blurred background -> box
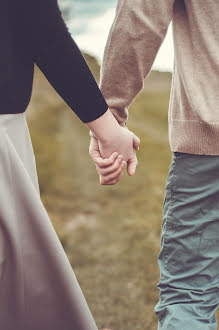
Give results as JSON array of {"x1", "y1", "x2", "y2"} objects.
[
  {"x1": 56, "y1": 0, "x2": 174, "y2": 71},
  {"x1": 25, "y1": 1, "x2": 201, "y2": 329}
]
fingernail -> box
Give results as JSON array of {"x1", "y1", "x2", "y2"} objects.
[
  {"x1": 122, "y1": 162, "x2": 126, "y2": 168},
  {"x1": 118, "y1": 156, "x2": 123, "y2": 162},
  {"x1": 113, "y1": 153, "x2": 118, "y2": 159}
]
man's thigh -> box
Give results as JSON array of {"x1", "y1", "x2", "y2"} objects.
[{"x1": 154, "y1": 152, "x2": 219, "y2": 329}]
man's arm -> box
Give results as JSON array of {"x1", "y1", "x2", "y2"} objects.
[
  {"x1": 100, "y1": 0, "x2": 175, "y2": 126},
  {"x1": 14, "y1": 0, "x2": 108, "y2": 123}
]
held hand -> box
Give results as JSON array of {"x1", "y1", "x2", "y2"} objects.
[
  {"x1": 89, "y1": 135, "x2": 126, "y2": 185},
  {"x1": 89, "y1": 127, "x2": 140, "y2": 185},
  {"x1": 98, "y1": 125, "x2": 140, "y2": 176},
  {"x1": 86, "y1": 109, "x2": 140, "y2": 185}
]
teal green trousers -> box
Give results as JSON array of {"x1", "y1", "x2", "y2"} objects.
[{"x1": 154, "y1": 152, "x2": 219, "y2": 329}]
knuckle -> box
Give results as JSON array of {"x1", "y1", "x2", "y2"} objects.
[
  {"x1": 104, "y1": 177, "x2": 112, "y2": 183},
  {"x1": 112, "y1": 160, "x2": 121, "y2": 171},
  {"x1": 101, "y1": 168, "x2": 109, "y2": 176},
  {"x1": 102, "y1": 161, "x2": 109, "y2": 168},
  {"x1": 102, "y1": 167, "x2": 110, "y2": 175},
  {"x1": 109, "y1": 174, "x2": 116, "y2": 181},
  {"x1": 98, "y1": 162, "x2": 105, "y2": 169},
  {"x1": 116, "y1": 167, "x2": 123, "y2": 176},
  {"x1": 113, "y1": 161, "x2": 120, "y2": 171}
]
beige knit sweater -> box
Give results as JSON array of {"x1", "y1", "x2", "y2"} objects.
[{"x1": 99, "y1": 0, "x2": 219, "y2": 155}]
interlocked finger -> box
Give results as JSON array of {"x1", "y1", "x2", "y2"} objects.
[
  {"x1": 100, "y1": 171, "x2": 123, "y2": 185},
  {"x1": 95, "y1": 152, "x2": 118, "y2": 168},
  {"x1": 97, "y1": 155, "x2": 124, "y2": 176},
  {"x1": 99, "y1": 163, "x2": 125, "y2": 185}
]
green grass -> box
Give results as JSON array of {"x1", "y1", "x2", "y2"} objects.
[{"x1": 27, "y1": 61, "x2": 219, "y2": 329}]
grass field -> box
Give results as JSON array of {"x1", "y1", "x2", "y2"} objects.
[{"x1": 25, "y1": 55, "x2": 219, "y2": 330}]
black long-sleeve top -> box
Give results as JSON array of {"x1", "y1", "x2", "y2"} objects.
[{"x1": 0, "y1": 0, "x2": 108, "y2": 123}]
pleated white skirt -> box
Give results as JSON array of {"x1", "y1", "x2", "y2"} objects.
[{"x1": 0, "y1": 112, "x2": 98, "y2": 330}]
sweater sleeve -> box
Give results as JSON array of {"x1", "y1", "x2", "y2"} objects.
[
  {"x1": 15, "y1": 0, "x2": 108, "y2": 123},
  {"x1": 99, "y1": 0, "x2": 175, "y2": 126}
]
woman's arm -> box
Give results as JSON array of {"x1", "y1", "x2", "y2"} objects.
[{"x1": 14, "y1": 0, "x2": 108, "y2": 123}]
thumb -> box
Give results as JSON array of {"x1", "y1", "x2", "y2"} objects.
[
  {"x1": 133, "y1": 134, "x2": 140, "y2": 150},
  {"x1": 127, "y1": 156, "x2": 138, "y2": 176}
]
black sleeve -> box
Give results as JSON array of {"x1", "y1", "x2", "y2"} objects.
[{"x1": 15, "y1": 0, "x2": 108, "y2": 123}]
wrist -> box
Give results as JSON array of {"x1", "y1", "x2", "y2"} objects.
[{"x1": 86, "y1": 108, "x2": 121, "y2": 143}]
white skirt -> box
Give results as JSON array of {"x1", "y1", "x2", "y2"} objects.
[{"x1": 0, "y1": 112, "x2": 98, "y2": 330}]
